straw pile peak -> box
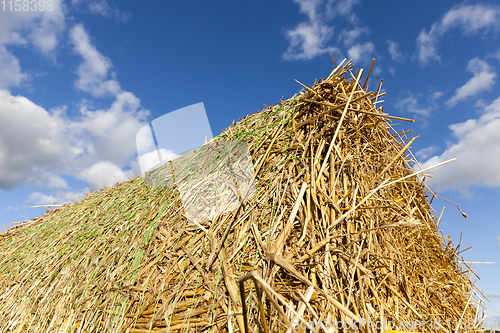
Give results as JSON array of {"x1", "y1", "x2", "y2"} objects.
[{"x1": 0, "y1": 58, "x2": 483, "y2": 333}]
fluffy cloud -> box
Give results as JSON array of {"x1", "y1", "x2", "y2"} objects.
[
  {"x1": 347, "y1": 42, "x2": 375, "y2": 64},
  {"x1": 0, "y1": 90, "x2": 67, "y2": 190},
  {"x1": 0, "y1": 19, "x2": 150, "y2": 206},
  {"x1": 25, "y1": 172, "x2": 68, "y2": 189},
  {"x1": 137, "y1": 149, "x2": 179, "y2": 176},
  {"x1": 283, "y1": 0, "x2": 338, "y2": 61},
  {"x1": 283, "y1": 0, "x2": 369, "y2": 61},
  {"x1": 447, "y1": 58, "x2": 496, "y2": 107},
  {"x1": 387, "y1": 40, "x2": 404, "y2": 62},
  {"x1": 283, "y1": 22, "x2": 337, "y2": 61},
  {"x1": 70, "y1": 24, "x2": 121, "y2": 97},
  {"x1": 421, "y1": 97, "x2": 500, "y2": 191},
  {"x1": 416, "y1": 4, "x2": 500, "y2": 65},
  {"x1": 0, "y1": 89, "x2": 148, "y2": 191},
  {"x1": 0, "y1": 6, "x2": 145, "y2": 207},
  {"x1": 74, "y1": 91, "x2": 148, "y2": 163},
  {"x1": 0, "y1": 0, "x2": 65, "y2": 54},
  {"x1": 80, "y1": 161, "x2": 133, "y2": 190}
]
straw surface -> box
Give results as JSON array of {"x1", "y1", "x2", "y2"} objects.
[{"x1": 0, "y1": 59, "x2": 483, "y2": 333}]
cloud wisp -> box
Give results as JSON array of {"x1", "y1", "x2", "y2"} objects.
[
  {"x1": 283, "y1": 0, "x2": 374, "y2": 62},
  {"x1": 71, "y1": 0, "x2": 130, "y2": 22},
  {"x1": 0, "y1": 46, "x2": 27, "y2": 89},
  {"x1": 395, "y1": 94, "x2": 432, "y2": 118},
  {"x1": 416, "y1": 4, "x2": 500, "y2": 66},
  {"x1": 387, "y1": 40, "x2": 404, "y2": 63},
  {"x1": 416, "y1": 145, "x2": 439, "y2": 160},
  {"x1": 283, "y1": 0, "x2": 339, "y2": 60},
  {"x1": 70, "y1": 24, "x2": 121, "y2": 97},
  {"x1": 283, "y1": 21, "x2": 337, "y2": 61},
  {"x1": 447, "y1": 57, "x2": 496, "y2": 107}
]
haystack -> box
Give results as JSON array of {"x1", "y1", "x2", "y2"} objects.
[{"x1": 0, "y1": 59, "x2": 484, "y2": 333}]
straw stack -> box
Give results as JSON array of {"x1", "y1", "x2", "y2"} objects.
[{"x1": 0, "y1": 59, "x2": 484, "y2": 333}]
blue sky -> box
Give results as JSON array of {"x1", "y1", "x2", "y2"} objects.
[{"x1": 1, "y1": 0, "x2": 500, "y2": 327}]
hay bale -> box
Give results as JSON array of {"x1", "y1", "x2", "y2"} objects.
[{"x1": 0, "y1": 59, "x2": 483, "y2": 332}]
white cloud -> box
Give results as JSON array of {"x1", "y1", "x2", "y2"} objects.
[
  {"x1": 71, "y1": 0, "x2": 130, "y2": 22},
  {"x1": 79, "y1": 161, "x2": 133, "y2": 190},
  {"x1": 326, "y1": 0, "x2": 359, "y2": 19},
  {"x1": 0, "y1": 0, "x2": 65, "y2": 89},
  {"x1": 283, "y1": 0, "x2": 365, "y2": 61},
  {"x1": 395, "y1": 95, "x2": 432, "y2": 117},
  {"x1": 28, "y1": 4, "x2": 66, "y2": 54},
  {"x1": 74, "y1": 91, "x2": 149, "y2": 162},
  {"x1": 337, "y1": 27, "x2": 368, "y2": 42},
  {"x1": 88, "y1": 0, "x2": 112, "y2": 16},
  {"x1": 137, "y1": 149, "x2": 179, "y2": 175},
  {"x1": 416, "y1": 4, "x2": 500, "y2": 65},
  {"x1": 335, "y1": 27, "x2": 376, "y2": 65},
  {"x1": 447, "y1": 58, "x2": 496, "y2": 106},
  {"x1": 387, "y1": 40, "x2": 404, "y2": 62},
  {"x1": 0, "y1": 46, "x2": 27, "y2": 89},
  {"x1": 283, "y1": 22, "x2": 337, "y2": 60},
  {"x1": 421, "y1": 96, "x2": 500, "y2": 191},
  {"x1": 70, "y1": 24, "x2": 121, "y2": 97},
  {"x1": 498, "y1": 235, "x2": 500, "y2": 247},
  {"x1": 27, "y1": 190, "x2": 87, "y2": 205},
  {"x1": 25, "y1": 172, "x2": 68, "y2": 189},
  {"x1": 0, "y1": 5, "x2": 143, "y2": 203},
  {"x1": 0, "y1": 0, "x2": 65, "y2": 54},
  {"x1": 432, "y1": 91, "x2": 444, "y2": 99},
  {"x1": 416, "y1": 145, "x2": 439, "y2": 160},
  {"x1": 347, "y1": 42, "x2": 374, "y2": 64},
  {"x1": 0, "y1": 89, "x2": 148, "y2": 191},
  {"x1": 27, "y1": 192, "x2": 59, "y2": 205},
  {"x1": 0, "y1": 90, "x2": 67, "y2": 190},
  {"x1": 0, "y1": 20, "x2": 150, "y2": 200},
  {"x1": 415, "y1": 30, "x2": 438, "y2": 66},
  {"x1": 293, "y1": 0, "x2": 323, "y2": 21}
]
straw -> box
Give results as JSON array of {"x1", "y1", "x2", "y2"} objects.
[{"x1": 0, "y1": 58, "x2": 481, "y2": 333}]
